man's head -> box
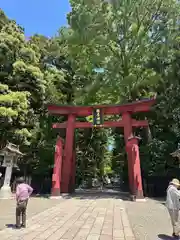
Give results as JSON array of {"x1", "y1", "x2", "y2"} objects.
[
  {"x1": 16, "y1": 177, "x2": 24, "y2": 184},
  {"x1": 170, "y1": 178, "x2": 180, "y2": 188}
]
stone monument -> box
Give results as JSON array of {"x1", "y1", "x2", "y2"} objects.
[{"x1": 0, "y1": 142, "x2": 23, "y2": 199}]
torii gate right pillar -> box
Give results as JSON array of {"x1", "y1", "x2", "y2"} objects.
[
  {"x1": 61, "y1": 114, "x2": 75, "y2": 193},
  {"x1": 127, "y1": 137, "x2": 144, "y2": 199},
  {"x1": 123, "y1": 112, "x2": 144, "y2": 199}
]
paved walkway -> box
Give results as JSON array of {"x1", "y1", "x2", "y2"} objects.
[
  {"x1": 125, "y1": 198, "x2": 173, "y2": 240},
  {"x1": 0, "y1": 196, "x2": 134, "y2": 240},
  {"x1": 0, "y1": 197, "x2": 61, "y2": 231},
  {"x1": 0, "y1": 195, "x2": 175, "y2": 240}
]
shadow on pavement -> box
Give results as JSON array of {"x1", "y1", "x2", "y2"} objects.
[
  {"x1": 32, "y1": 189, "x2": 131, "y2": 201},
  {"x1": 32, "y1": 189, "x2": 168, "y2": 202},
  {"x1": 31, "y1": 194, "x2": 49, "y2": 198},
  {"x1": 158, "y1": 234, "x2": 174, "y2": 239},
  {"x1": 64, "y1": 189, "x2": 131, "y2": 201}
]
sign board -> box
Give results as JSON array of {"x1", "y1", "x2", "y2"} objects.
[{"x1": 93, "y1": 108, "x2": 103, "y2": 126}]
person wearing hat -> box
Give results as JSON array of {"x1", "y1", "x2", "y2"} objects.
[
  {"x1": 15, "y1": 177, "x2": 33, "y2": 228},
  {"x1": 166, "y1": 178, "x2": 180, "y2": 238}
]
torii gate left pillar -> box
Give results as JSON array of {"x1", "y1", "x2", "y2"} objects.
[
  {"x1": 51, "y1": 136, "x2": 63, "y2": 198},
  {"x1": 51, "y1": 115, "x2": 76, "y2": 196},
  {"x1": 123, "y1": 113, "x2": 143, "y2": 199}
]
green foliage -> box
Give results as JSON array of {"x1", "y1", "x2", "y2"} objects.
[
  {"x1": 66, "y1": 0, "x2": 180, "y2": 183},
  {"x1": 67, "y1": 0, "x2": 180, "y2": 103},
  {"x1": 1, "y1": 0, "x2": 180, "y2": 188},
  {"x1": 0, "y1": 9, "x2": 8, "y2": 30},
  {"x1": 76, "y1": 128, "x2": 111, "y2": 185}
]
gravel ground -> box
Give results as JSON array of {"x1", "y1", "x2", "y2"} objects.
[{"x1": 125, "y1": 198, "x2": 173, "y2": 240}]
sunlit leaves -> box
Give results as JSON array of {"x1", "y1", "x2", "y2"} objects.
[
  {"x1": 0, "y1": 11, "x2": 47, "y2": 146},
  {"x1": 66, "y1": 0, "x2": 180, "y2": 104}
]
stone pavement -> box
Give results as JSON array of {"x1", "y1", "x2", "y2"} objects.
[
  {"x1": 0, "y1": 196, "x2": 135, "y2": 240},
  {"x1": 0, "y1": 197, "x2": 61, "y2": 231},
  {"x1": 125, "y1": 198, "x2": 173, "y2": 240}
]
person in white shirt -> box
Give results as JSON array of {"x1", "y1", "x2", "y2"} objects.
[{"x1": 166, "y1": 178, "x2": 180, "y2": 238}]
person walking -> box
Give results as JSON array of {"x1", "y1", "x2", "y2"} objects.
[
  {"x1": 166, "y1": 178, "x2": 180, "y2": 238},
  {"x1": 15, "y1": 177, "x2": 33, "y2": 228}
]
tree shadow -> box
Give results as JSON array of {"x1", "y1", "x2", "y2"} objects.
[
  {"x1": 158, "y1": 234, "x2": 175, "y2": 240},
  {"x1": 31, "y1": 188, "x2": 132, "y2": 201},
  {"x1": 32, "y1": 194, "x2": 49, "y2": 198},
  {"x1": 31, "y1": 190, "x2": 168, "y2": 202},
  {"x1": 62, "y1": 190, "x2": 131, "y2": 201}
]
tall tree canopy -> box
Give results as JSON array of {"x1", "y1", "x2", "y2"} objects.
[{"x1": 65, "y1": 0, "x2": 179, "y2": 104}]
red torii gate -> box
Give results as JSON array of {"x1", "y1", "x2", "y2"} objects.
[{"x1": 47, "y1": 98, "x2": 155, "y2": 200}]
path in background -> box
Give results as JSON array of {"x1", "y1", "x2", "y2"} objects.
[
  {"x1": 0, "y1": 197, "x2": 62, "y2": 231},
  {"x1": 0, "y1": 195, "x2": 135, "y2": 240},
  {"x1": 125, "y1": 198, "x2": 172, "y2": 240}
]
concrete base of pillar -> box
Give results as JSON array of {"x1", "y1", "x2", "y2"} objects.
[
  {"x1": 51, "y1": 188, "x2": 60, "y2": 197},
  {"x1": 130, "y1": 191, "x2": 146, "y2": 202},
  {"x1": 135, "y1": 198, "x2": 146, "y2": 202},
  {"x1": 61, "y1": 193, "x2": 70, "y2": 197},
  {"x1": 0, "y1": 185, "x2": 13, "y2": 199},
  {"x1": 130, "y1": 189, "x2": 144, "y2": 201},
  {"x1": 130, "y1": 195, "x2": 146, "y2": 201},
  {"x1": 137, "y1": 190, "x2": 144, "y2": 198},
  {"x1": 50, "y1": 193, "x2": 70, "y2": 199},
  {"x1": 50, "y1": 196, "x2": 62, "y2": 199}
]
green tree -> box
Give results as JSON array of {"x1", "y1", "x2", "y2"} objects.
[
  {"x1": 0, "y1": 9, "x2": 8, "y2": 30},
  {"x1": 0, "y1": 19, "x2": 33, "y2": 146},
  {"x1": 0, "y1": 83, "x2": 30, "y2": 148},
  {"x1": 76, "y1": 127, "x2": 111, "y2": 186},
  {"x1": 65, "y1": 0, "x2": 179, "y2": 104}
]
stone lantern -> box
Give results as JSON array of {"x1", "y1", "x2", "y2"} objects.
[{"x1": 0, "y1": 142, "x2": 23, "y2": 199}]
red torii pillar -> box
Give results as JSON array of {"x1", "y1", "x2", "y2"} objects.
[
  {"x1": 126, "y1": 136, "x2": 143, "y2": 199},
  {"x1": 69, "y1": 150, "x2": 76, "y2": 193},
  {"x1": 61, "y1": 150, "x2": 76, "y2": 194},
  {"x1": 122, "y1": 112, "x2": 134, "y2": 195},
  {"x1": 61, "y1": 114, "x2": 75, "y2": 193},
  {"x1": 122, "y1": 112, "x2": 144, "y2": 199},
  {"x1": 51, "y1": 136, "x2": 63, "y2": 197}
]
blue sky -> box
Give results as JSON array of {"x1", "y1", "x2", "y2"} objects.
[{"x1": 1, "y1": 0, "x2": 71, "y2": 37}]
